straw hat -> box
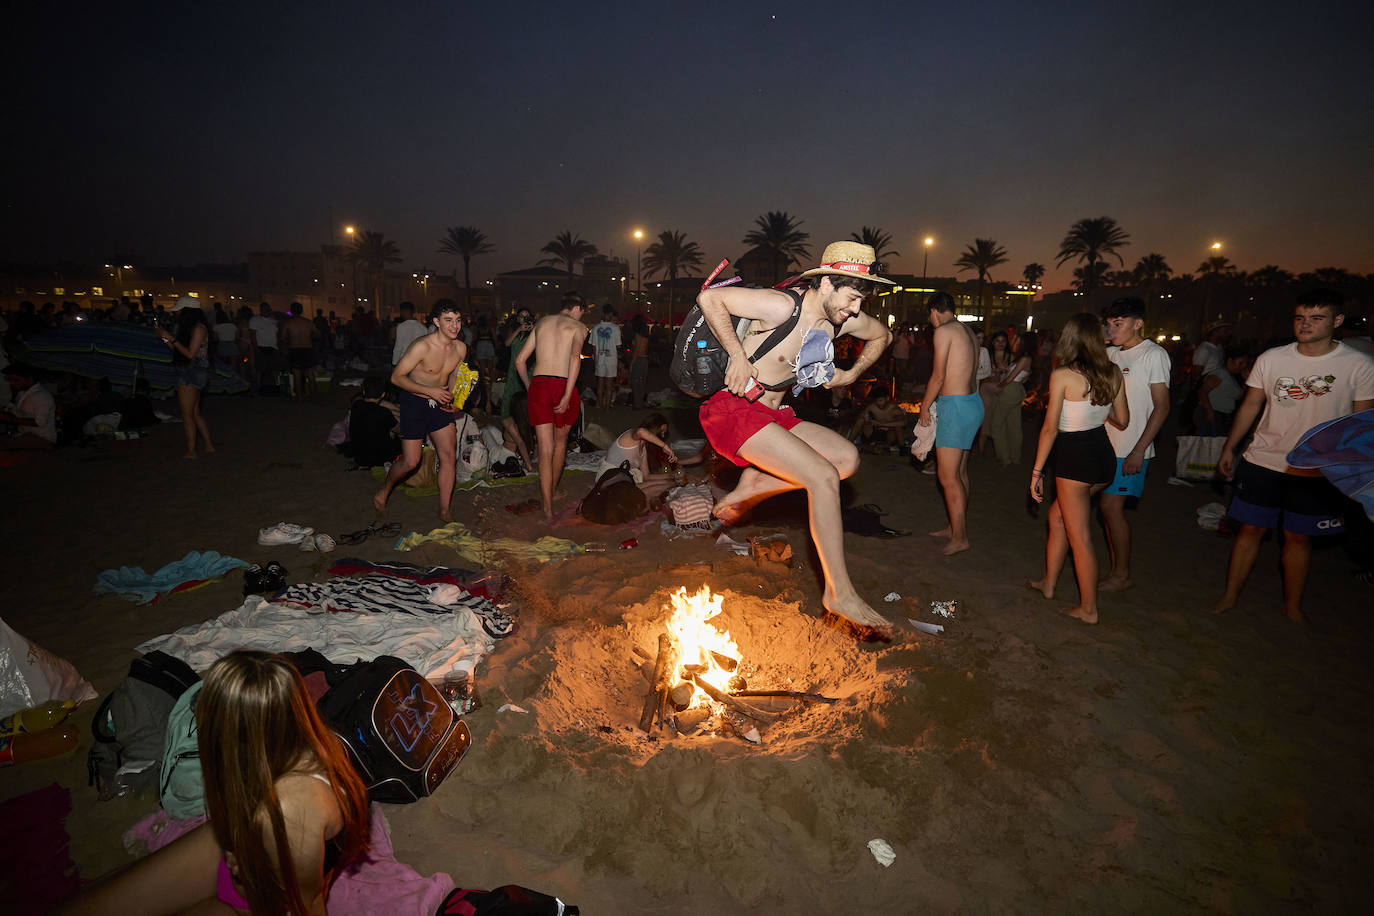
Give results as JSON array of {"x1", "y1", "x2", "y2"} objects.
[
  {"x1": 798, "y1": 242, "x2": 895, "y2": 286},
  {"x1": 170, "y1": 296, "x2": 201, "y2": 312}
]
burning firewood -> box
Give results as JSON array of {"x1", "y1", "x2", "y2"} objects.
[
  {"x1": 638, "y1": 634, "x2": 672, "y2": 733},
  {"x1": 691, "y1": 673, "x2": 778, "y2": 723}
]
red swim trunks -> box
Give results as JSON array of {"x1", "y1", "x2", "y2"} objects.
[
  {"x1": 527, "y1": 375, "x2": 581, "y2": 428},
  {"x1": 698, "y1": 389, "x2": 803, "y2": 467}
]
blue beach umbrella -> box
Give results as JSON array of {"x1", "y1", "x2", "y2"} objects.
[
  {"x1": 1286, "y1": 408, "x2": 1374, "y2": 521},
  {"x1": 24, "y1": 324, "x2": 249, "y2": 395}
]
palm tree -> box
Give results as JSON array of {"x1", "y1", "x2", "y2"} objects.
[
  {"x1": 438, "y1": 226, "x2": 495, "y2": 312},
  {"x1": 641, "y1": 230, "x2": 705, "y2": 325},
  {"x1": 849, "y1": 226, "x2": 899, "y2": 261},
  {"x1": 1022, "y1": 263, "x2": 1045, "y2": 288},
  {"x1": 1248, "y1": 265, "x2": 1293, "y2": 288},
  {"x1": 742, "y1": 211, "x2": 811, "y2": 285},
  {"x1": 1056, "y1": 217, "x2": 1130, "y2": 293},
  {"x1": 539, "y1": 230, "x2": 598, "y2": 283},
  {"x1": 1132, "y1": 253, "x2": 1172, "y2": 297},
  {"x1": 1072, "y1": 262, "x2": 1110, "y2": 291},
  {"x1": 348, "y1": 230, "x2": 402, "y2": 316},
  {"x1": 954, "y1": 238, "x2": 1009, "y2": 321}
]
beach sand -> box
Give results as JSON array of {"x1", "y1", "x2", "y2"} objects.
[{"x1": 4, "y1": 389, "x2": 1373, "y2": 912}]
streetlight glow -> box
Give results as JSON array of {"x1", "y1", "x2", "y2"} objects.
[
  {"x1": 1211, "y1": 241, "x2": 1222, "y2": 251},
  {"x1": 345, "y1": 225, "x2": 355, "y2": 236}
]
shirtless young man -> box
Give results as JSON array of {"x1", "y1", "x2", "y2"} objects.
[
  {"x1": 696, "y1": 241, "x2": 894, "y2": 639},
  {"x1": 373, "y1": 299, "x2": 467, "y2": 521},
  {"x1": 920, "y1": 292, "x2": 983, "y2": 555},
  {"x1": 515, "y1": 292, "x2": 589, "y2": 520},
  {"x1": 281, "y1": 302, "x2": 319, "y2": 401}
]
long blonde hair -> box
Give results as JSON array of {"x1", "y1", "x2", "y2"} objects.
[
  {"x1": 198, "y1": 651, "x2": 370, "y2": 916},
  {"x1": 1054, "y1": 313, "x2": 1119, "y2": 406}
]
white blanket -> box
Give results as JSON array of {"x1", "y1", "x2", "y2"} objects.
[{"x1": 136, "y1": 596, "x2": 494, "y2": 678}]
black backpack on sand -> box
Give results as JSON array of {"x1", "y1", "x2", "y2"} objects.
[
  {"x1": 579, "y1": 463, "x2": 648, "y2": 525},
  {"x1": 317, "y1": 655, "x2": 471, "y2": 804},
  {"x1": 669, "y1": 287, "x2": 803, "y2": 398}
]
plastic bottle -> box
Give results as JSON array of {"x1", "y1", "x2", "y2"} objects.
[
  {"x1": 0, "y1": 720, "x2": 80, "y2": 766},
  {"x1": 0, "y1": 699, "x2": 75, "y2": 738},
  {"x1": 694, "y1": 339, "x2": 712, "y2": 377}
]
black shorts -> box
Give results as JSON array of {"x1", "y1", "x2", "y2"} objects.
[
  {"x1": 289, "y1": 347, "x2": 317, "y2": 370},
  {"x1": 1228, "y1": 459, "x2": 1345, "y2": 536},
  {"x1": 399, "y1": 391, "x2": 456, "y2": 441},
  {"x1": 1049, "y1": 426, "x2": 1115, "y2": 485}
]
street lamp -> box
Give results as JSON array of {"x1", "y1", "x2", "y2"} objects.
[
  {"x1": 920, "y1": 237, "x2": 934, "y2": 312},
  {"x1": 633, "y1": 228, "x2": 644, "y2": 306}
]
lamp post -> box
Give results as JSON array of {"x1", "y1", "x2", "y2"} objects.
[
  {"x1": 344, "y1": 226, "x2": 358, "y2": 310},
  {"x1": 633, "y1": 228, "x2": 644, "y2": 308},
  {"x1": 920, "y1": 237, "x2": 934, "y2": 317}
]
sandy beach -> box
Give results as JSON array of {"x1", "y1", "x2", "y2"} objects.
[{"x1": 4, "y1": 387, "x2": 1373, "y2": 913}]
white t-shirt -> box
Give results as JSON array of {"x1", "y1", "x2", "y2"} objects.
[
  {"x1": 1193, "y1": 340, "x2": 1223, "y2": 375},
  {"x1": 392, "y1": 319, "x2": 430, "y2": 365},
  {"x1": 213, "y1": 321, "x2": 237, "y2": 344},
  {"x1": 1242, "y1": 341, "x2": 1374, "y2": 473},
  {"x1": 1107, "y1": 339, "x2": 1171, "y2": 459},
  {"x1": 592, "y1": 320, "x2": 621, "y2": 377},
  {"x1": 16, "y1": 382, "x2": 57, "y2": 442},
  {"x1": 976, "y1": 347, "x2": 992, "y2": 382},
  {"x1": 249, "y1": 315, "x2": 278, "y2": 348}
]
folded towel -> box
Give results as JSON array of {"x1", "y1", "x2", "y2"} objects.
[
  {"x1": 790, "y1": 329, "x2": 835, "y2": 395},
  {"x1": 910, "y1": 403, "x2": 938, "y2": 461}
]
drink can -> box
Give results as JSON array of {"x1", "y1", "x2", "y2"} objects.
[{"x1": 619, "y1": 538, "x2": 638, "y2": 550}]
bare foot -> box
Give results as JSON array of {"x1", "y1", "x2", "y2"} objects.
[
  {"x1": 929, "y1": 527, "x2": 951, "y2": 538},
  {"x1": 203, "y1": 445, "x2": 216, "y2": 454},
  {"x1": 183, "y1": 453, "x2": 198, "y2": 460},
  {"x1": 1283, "y1": 608, "x2": 1305, "y2": 623},
  {"x1": 821, "y1": 590, "x2": 894, "y2": 636},
  {"x1": 1027, "y1": 578, "x2": 1054, "y2": 599},
  {"x1": 1098, "y1": 575, "x2": 1132, "y2": 593},
  {"x1": 1065, "y1": 605, "x2": 1099, "y2": 624},
  {"x1": 372, "y1": 491, "x2": 389, "y2": 514},
  {"x1": 941, "y1": 539, "x2": 970, "y2": 556},
  {"x1": 714, "y1": 474, "x2": 776, "y2": 526},
  {"x1": 1207, "y1": 595, "x2": 1236, "y2": 614},
  {"x1": 439, "y1": 510, "x2": 453, "y2": 523}
]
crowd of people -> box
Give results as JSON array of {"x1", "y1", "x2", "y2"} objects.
[{"x1": 5, "y1": 252, "x2": 1372, "y2": 633}]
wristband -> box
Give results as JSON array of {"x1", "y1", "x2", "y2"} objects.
[{"x1": 1130, "y1": 450, "x2": 1145, "y2": 457}]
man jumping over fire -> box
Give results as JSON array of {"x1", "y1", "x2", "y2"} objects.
[{"x1": 695, "y1": 241, "x2": 894, "y2": 640}]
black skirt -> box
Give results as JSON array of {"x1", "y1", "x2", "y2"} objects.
[{"x1": 1050, "y1": 426, "x2": 1116, "y2": 485}]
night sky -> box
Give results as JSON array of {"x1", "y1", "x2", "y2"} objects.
[{"x1": 6, "y1": 1, "x2": 1372, "y2": 292}]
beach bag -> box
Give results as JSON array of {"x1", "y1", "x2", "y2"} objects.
[
  {"x1": 1176, "y1": 435, "x2": 1224, "y2": 481},
  {"x1": 669, "y1": 288, "x2": 803, "y2": 398},
  {"x1": 88, "y1": 650, "x2": 199, "y2": 800},
  {"x1": 317, "y1": 656, "x2": 471, "y2": 804},
  {"x1": 160, "y1": 681, "x2": 206, "y2": 818},
  {"x1": 457, "y1": 415, "x2": 488, "y2": 475},
  {"x1": 406, "y1": 446, "x2": 439, "y2": 488},
  {"x1": 579, "y1": 464, "x2": 647, "y2": 525},
  {"x1": 438, "y1": 884, "x2": 580, "y2": 915}
]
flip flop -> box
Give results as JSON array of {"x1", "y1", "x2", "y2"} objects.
[
  {"x1": 338, "y1": 528, "x2": 372, "y2": 546},
  {"x1": 369, "y1": 521, "x2": 402, "y2": 537}
]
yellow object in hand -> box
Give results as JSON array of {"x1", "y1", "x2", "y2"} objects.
[{"x1": 450, "y1": 363, "x2": 480, "y2": 409}]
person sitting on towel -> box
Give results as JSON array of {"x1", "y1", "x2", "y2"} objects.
[
  {"x1": 597, "y1": 413, "x2": 703, "y2": 502},
  {"x1": 348, "y1": 376, "x2": 400, "y2": 469},
  {"x1": 56, "y1": 650, "x2": 370, "y2": 916}
]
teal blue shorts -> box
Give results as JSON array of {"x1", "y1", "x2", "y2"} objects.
[{"x1": 934, "y1": 393, "x2": 985, "y2": 449}]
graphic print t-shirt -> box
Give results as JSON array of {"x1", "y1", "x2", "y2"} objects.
[
  {"x1": 1243, "y1": 341, "x2": 1374, "y2": 472},
  {"x1": 593, "y1": 321, "x2": 621, "y2": 360}
]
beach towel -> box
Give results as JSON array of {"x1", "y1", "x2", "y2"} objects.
[
  {"x1": 275, "y1": 574, "x2": 516, "y2": 638},
  {"x1": 136, "y1": 595, "x2": 494, "y2": 678},
  {"x1": 127, "y1": 805, "x2": 457, "y2": 916},
  {"x1": 397, "y1": 522, "x2": 586, "y2": 567},
  {"x1": 910, "y1": 403, "x2": 937, "y2": 461},
  {"x1": 1287, "y1": 408, "x2": 1374, "y2": 520},
  {"x1": 93, "y1": 550, "x2": 250, "y2": 605}
]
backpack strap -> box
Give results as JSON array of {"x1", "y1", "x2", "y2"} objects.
[{"x1": 748, "y1": 288, "x2": 804, "y2": 392}]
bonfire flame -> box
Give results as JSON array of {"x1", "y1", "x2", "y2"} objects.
[{"x1": 666, "y1": 585, "x2": 739, "y2": 704}]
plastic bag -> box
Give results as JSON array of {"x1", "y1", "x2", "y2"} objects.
[{"x1": 0, "y1": 617, "x2": 97, "y2": 719}]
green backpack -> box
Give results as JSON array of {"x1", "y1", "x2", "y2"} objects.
[{"x1": 160, "y1": 681, "x2": 205, "y2": 819}]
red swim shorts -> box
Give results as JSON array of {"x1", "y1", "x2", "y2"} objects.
[
  {"x1": 527, "y1": 375, "x2": 581, "y2": 428},
  {"x1": 698, "y1": 389, "x2": 803, "y2": 467}
]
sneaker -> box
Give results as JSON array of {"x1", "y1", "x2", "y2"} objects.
[
  {"x1": 313, "y1": 534, "x2": 336, "y2": 553},
  {"x1": 299, "y1": 535, "x2": 317, "y2": 552},
  {"x1": 258, "y1": 522, "x2": 313, "y2": 546},
  {"x1": 921, "y1": 464, "x2": 937, "y2": 475}
]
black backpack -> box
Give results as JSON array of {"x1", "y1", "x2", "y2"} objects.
[
  {"x1": 88, "y1": 651, "x2": 200, "y2": 800},
  {"x1": 578, "y1": 463, "x2": 648, "y2": 525},
  {"x1": 669, "y1": 287, "x2": 803, "y2": 398},
  {"x1": 316, "y1": 656, "x2": 471, "y2": 804}
]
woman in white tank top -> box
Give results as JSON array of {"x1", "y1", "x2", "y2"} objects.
[{"x1": 1027, "y1": 314, "x2": 1130, "y2": 625}]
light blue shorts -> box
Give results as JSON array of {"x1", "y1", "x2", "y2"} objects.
[
  {"x1": 1107, "y1": 457, "x2": 1150, "y2": 497},
  {"x1": 934, "y1": 393, "x2": 985, "y2": 449}
]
